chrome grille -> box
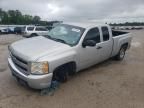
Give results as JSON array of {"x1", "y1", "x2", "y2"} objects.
[{"x1": 10, "y1": 52, "x2": 30, "y2": 75}]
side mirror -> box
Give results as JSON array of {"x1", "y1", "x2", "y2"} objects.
[{"x1": 82, "y1": 40, "x2": 96, "y2": 48}]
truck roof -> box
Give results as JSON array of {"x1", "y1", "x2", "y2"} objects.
[{"x1": 63, "y1": 22, "x2": 108, "y2": 28}]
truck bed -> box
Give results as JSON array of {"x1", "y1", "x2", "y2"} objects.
[
  {"x1": 112, "y1": 30, "x2": 129, "y2": 37},
  {"x1": 111, "y1": 30, "x2": 132, "y2": 57}
]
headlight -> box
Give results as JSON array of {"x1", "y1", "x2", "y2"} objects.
[{"x1": 30, "y1": 61, "x2": 49, "y2": 75}]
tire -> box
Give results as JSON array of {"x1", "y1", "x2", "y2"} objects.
[
  {"x1": 115, "y1": 46, "x2": 127, "y2": 60},
  {"x1": 53, "y1": 66, "x2": 68, "y2": 82},
  {"x1": 30, "y1": 33, "x2": 37, "y2": 37}
]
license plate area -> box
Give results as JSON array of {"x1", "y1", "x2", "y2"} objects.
[
  {"x1": 10, "y1": 67, "x2": 28, "y2": 87},
  {"x1": 12, "y1": 73, "x2": 28, "y2": 86}
]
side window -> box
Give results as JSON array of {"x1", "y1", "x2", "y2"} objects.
[
  {"x1": 84, "y1": 28, "x2": 100, "y2": 43},
  {"x1": 35, "y1": 27, "x2": 42, "y2": 31},
  {"x1": 27, "y1": 27, "x2": 34, "y2": 31},
  {"x1": 41, "y1": 27, "x2": 48, "y2": 31},
  {"x1": 101, "y1": 27, "x2": 110, "y2": 41},
  {"x1": 35, "y1": 27, "x2": 48, "y2": 31}
]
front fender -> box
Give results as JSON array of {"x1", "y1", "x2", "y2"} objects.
[{"x1": 38, "y1": 51, "x2": 77, "y2": 73}]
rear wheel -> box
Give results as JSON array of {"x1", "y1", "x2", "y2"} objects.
[{"x1": 115, "y1": 46, "x2": 127, "y2": 60}]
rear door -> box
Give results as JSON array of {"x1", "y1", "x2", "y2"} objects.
[
  {"x1": 41, "y1": 27, "x2": 49, "y2": 35},
  {"x1": 35, "y1": 27, "x2": 48, "y2": 35},
  {"x1": 98, "y1": 26, "x2": 113, "y2": 61},
  {"x1": 35, "y1": 27, "x2": 42, "y2": 35}
]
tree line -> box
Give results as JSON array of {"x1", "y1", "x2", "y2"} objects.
[
  {"x1": 0, "y1": 8, "x2": 48, "y2": 25},
  {"x1": 1, "y1": 8, "x2": 143, "y2": 26}
]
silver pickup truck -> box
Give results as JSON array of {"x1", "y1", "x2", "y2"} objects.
[{"x1": 8, "y1": 22, "x2": 132, "y2": 89}]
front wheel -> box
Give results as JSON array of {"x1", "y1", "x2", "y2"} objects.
[
  {"x1": 115, "y1": 46, "x2": 126, "y2": 60},
  {"x1": 52, "y1": 66, "x2": 68, "y2": 82}
]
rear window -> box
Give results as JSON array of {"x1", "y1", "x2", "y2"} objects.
[
  {"x1": 27, "y1": 27, "x2": 34, "y2": 31},
  {"x1": 101, "y1": 27, "x2": 110, "y2": 41}
]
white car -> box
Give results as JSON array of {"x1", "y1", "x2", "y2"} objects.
[
  {"x1": 23, "y1": 26, "x2": 49, "y2": 38},
  {"x1": 0, "y1": 27, "x2": 8, "y2": 34}
]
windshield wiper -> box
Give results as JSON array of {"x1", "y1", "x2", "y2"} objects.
[
  {"x1": 53, "y1": 38, "x2": 67, "y2": 44},
  {"x1": 43, "y1": 35, "x2": 67, "y2": 45}
]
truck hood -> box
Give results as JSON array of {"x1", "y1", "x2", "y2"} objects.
[{"x1": 10, "y1": 36, "x2": 71, "y2": 61}]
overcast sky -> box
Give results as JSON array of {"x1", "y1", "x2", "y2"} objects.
[{"x1": 0, "y1": 0, "x2": 144, "y2": 23}]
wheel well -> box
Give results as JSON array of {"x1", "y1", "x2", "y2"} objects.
[
  {"x1": 121, "y1": 43, "x2": 128, "y2": 50},
  {"x1": 53, "y1": 62, "x2": 76, "y2": 76},
  {"x1": 31, "y1": 33, "x2": 37, "y2": 36}
]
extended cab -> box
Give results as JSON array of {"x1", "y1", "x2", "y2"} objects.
[{"x1": 8, "y1": 23, "x2": 132, "y2": 89}]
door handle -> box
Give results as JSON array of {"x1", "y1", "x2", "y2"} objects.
[{"x1": 96, "y1": 46, "x2": 102, "y2": 49}]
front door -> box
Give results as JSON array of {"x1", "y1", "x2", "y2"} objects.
[{"x1": 78, "y1": 27, "x2": 102, "y2": 70}]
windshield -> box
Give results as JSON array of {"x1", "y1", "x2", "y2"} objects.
[{"x1": 46, "y1": 24, "x2": 85, "y2": 46}]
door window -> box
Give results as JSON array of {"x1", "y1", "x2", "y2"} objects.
[{"x1": 84, "y1": 28, "x2": 100, "y2": 43}]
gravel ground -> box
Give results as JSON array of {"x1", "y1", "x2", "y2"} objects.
[{"x1": 0, "y1": 31, "x2": 144, "y2": 108}]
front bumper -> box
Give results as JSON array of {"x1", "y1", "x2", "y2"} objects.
[{"x1": 8, "y1": 57, "x2": 53, "y2": 89}]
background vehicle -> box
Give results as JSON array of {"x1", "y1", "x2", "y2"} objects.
[
  {"x1": 0, "y1": 27, "x2": 9, "y2": 34},
  {"x1": 23, "y1": 26, "x2": 49, "y2": 38},
  {"x1": 14, "y1": 27, "x2": 23, "y2": 34},
  {"x1": 7, "y1": 27, "x2": 15, "y2": 34},
  {"x1": 8, "y1": 22, "x2": 132, "y2": 89}
]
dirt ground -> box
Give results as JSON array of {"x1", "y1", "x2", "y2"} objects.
[{"x1": 0, "y1": 30, "x2": 144, "y2": 108}]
